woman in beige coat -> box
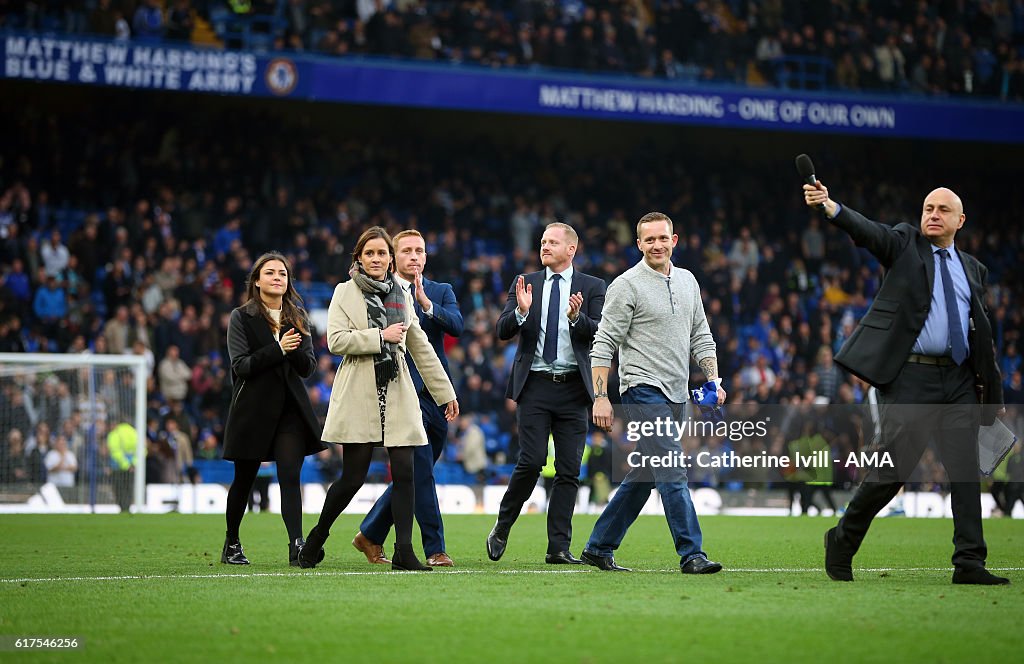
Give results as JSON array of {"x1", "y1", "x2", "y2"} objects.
[{"x1": 299, "y1": 227, "x2": 458, "y2": 571}]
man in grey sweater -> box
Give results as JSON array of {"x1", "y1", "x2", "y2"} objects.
[{"x1": 581, "y1": 212, "x2": 726, "y2": 574}]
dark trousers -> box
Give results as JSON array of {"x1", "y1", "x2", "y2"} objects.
[
  {"x1": 112, "y1": 468, "x2": 134, "y2": 512},
  {"x1": 1003, "y1": 483, "x2": 1024, "y2": 514},
  {"x1": 497, "y1": 373, "x2": 589, "y2": 554},
  {"x1": 361, "y1": 393, "x2": 448, "y2": 556},
  {"x1": 789, "y1": 482, "x2": 838, "y2": 514},
  {"x1": 835, "y1": 362, "x2": 986, "y2": 569},
  {"x1": 249, "y1": 476, "x2": 271, "y2": 512}
]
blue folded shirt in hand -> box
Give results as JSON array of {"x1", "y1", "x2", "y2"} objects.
[{"x1": 690, "y1": 381, "x2": 725, "y2": 422}]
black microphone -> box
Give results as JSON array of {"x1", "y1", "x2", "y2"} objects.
[{"x1": 795, "y1": 154, "x2": 825, "y2": 211}]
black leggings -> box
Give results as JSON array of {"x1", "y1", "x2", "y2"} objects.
[
  {"x1": 315, "y1": 444, "x2": 415, "y2": 547},
  {"x1": 226, "y1": 430, "x2": 307, "y2": 541}
]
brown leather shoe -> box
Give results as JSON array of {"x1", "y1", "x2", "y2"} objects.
[
  {"x1": 426, "y1": 552, "x2": 455, "y2": 567},
  {"x1": 352, "y1": 531, "x2": 391, "y2": 564}
]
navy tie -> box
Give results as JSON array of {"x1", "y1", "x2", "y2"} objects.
[
  {"x1": 939, "y1": 249, "x2": 967, "y2": 365},
  {"x1": 542, "y1": 274, "x2": 561, "y2": 364}
]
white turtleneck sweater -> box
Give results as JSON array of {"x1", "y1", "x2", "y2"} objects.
[{"x1": 268, "y1": 307, "x2": 287, "y2": 355}]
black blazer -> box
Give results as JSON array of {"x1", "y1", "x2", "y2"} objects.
[
  {"x1": 222, "y1": 300, "x2": 327, "y2": 461},
  {"x1": 829, "y1": 205, "x2": 1003, "y2": 423},
  {"x1": 496, "y1": 268, "x2": 606, "y2": 402}
]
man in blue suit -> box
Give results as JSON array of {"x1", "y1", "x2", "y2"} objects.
[{"x1": 353, "y1": 229, "x2": 464, "y2": 567}]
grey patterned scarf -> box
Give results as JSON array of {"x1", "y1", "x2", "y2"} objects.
[{"x1": 349, "y1": 262, "x2": 406, "y2": 388}]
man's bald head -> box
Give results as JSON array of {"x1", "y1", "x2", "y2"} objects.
[
  {"x1": 926, "y1": 187, "x2": 964, "y2": 214},
  {"x1": 920, "y1": 187, "x2": 966, "y2": 247}
]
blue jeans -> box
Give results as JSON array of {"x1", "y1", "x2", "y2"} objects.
[
  {"x1": 360, "y1": 394, "x2": 447, "y2": 556},
  {"x1": 585, "y1": 385, "x2": 707, "y2": 564}
]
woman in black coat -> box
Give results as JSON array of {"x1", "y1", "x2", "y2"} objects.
[{"x1": 221, "y1": 251, "x2": 326, "y2": 565}]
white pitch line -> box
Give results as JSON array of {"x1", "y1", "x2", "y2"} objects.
[
  {"x1": 2, "y1": 567, "x2": 1022, "y2": 585},
  {"x1": 730, "y1": 567, "x2": 1024, "y2": 573}
]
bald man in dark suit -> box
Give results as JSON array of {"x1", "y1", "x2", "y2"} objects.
[{"x1": 804, "y1": 181, "x2": 1008, "y2": 586}]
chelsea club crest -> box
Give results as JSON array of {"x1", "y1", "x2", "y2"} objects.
[{"x1": 265, "y1": 59, "x2": 298, "y2": 96}]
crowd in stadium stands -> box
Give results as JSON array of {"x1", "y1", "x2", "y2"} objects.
[
  {"x1": 1, "y1": 99, "x2": 1023, "y2": 507},
  {"x1": 4, "y1": 0, "x2": 1024, "y2": 100}
]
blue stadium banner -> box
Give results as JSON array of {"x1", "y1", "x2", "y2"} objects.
[
  {"x1": 4, "y1": 32, "x2": 1023, "y2": 142},
  {"x1": 313, "y1": 60, "x2": 1024, "y2": 143},
  {"x1": 2, "y1": 33, "x2": 309, "y2": 98}
]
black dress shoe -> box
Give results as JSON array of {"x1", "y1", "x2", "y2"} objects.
[
  {"x1": 681, "y1": 556, "x2": 723, "y2": 574},
  {"x1": 486, "y1": 525, "x2": 509, "y2": 561},
  {"x1": 221, "y1": 534, "x2": 250, "y2": 565},
  {"x1": 298, "y1": 525, "x2": 328, "y2": 569},
  {"x1": 824, "y1": 527, "x2": 854, "y2": 582},
  {"x1": 581, "y1": 550, "x2": 631, "y2": 571},
  {"x1": 952, "y1": 567, "x2": 1011, "y2": 585},
  {"x1": 545, "y1": 550, "x2": 584, "y2": 565}
]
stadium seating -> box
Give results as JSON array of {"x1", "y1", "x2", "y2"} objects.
[{"x1": 6, "y1": 0, "x2": 1024, "y2": 100}]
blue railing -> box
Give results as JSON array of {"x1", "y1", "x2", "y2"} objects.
[{"x1": 772, "y1": 55, "x2": 835, "y2": 91}]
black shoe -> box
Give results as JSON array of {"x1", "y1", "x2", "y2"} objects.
[
  {"x1": 952, "y1": 567, "x2": 1011, "y2": 585},
  {"x1": 298, "y1": 525, "x2": 328, "y2": 569},
  {"x1": 289, "y1": 538, "x2": 305, "y2": 567},
  {"x1": 486, "y1": 524, "x2": 509, "y2": 561},
  {"x1": 581, "y1": 550, "x2": 631, "y2": 571},
  {"x1": 681, "y1": 556, "x2": 723, "y2": 574},
  {"x1": 824, "y1": 527, "x2": 854, "y2": 582},
  {"x1": 392, "y1": 545, "x2": 433, "y2": 572},
  {"x1": 545, "y1": 550, "x2": 584, "y2": 565},
  {"x1": 221, "y1": 534, "x2": 250, "y2": 565}
]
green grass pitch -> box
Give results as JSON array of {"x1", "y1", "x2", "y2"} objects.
[{"x1": 1, "y1": 513, "x2": 1022, "y2": 663}]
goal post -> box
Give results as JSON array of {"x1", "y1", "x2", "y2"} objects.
[{"x1": 0, "y1": 353, "x2": 148, "y2": 513}]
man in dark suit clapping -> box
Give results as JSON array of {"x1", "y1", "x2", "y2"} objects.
[
  {"x1": 488, "y1": 222, "x2": 606, "y2": 564},
  {"x1": 353, "y1": 230, "x2": 464, "y2": 568},
  {"x1": 804, "y1": 181, "x2": 1009, "y2": 586}
]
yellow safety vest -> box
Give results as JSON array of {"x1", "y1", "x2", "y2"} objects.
[{"x1": 107, "y1": 423, "x2": 138, "y2": 471}]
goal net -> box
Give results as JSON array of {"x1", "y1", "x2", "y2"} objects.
[{"x1": 0, "y1": 353, "x2": 147, "y2": 513}]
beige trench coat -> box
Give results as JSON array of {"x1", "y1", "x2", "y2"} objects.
[{"x1": 321, "y1": 280, "x2": 457, "y2": 446}]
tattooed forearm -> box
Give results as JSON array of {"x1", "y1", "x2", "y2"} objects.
[
  {"x1": 592, "y1": 367, "x2": 610, "y2": 398},
  {"x1": 698, "y1": 357, "x2": 718, "y2": 380}
]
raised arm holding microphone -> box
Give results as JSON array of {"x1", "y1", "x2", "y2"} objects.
[{"x1": 803, "y1": 169, "x2": 1008, "y2": 586}]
